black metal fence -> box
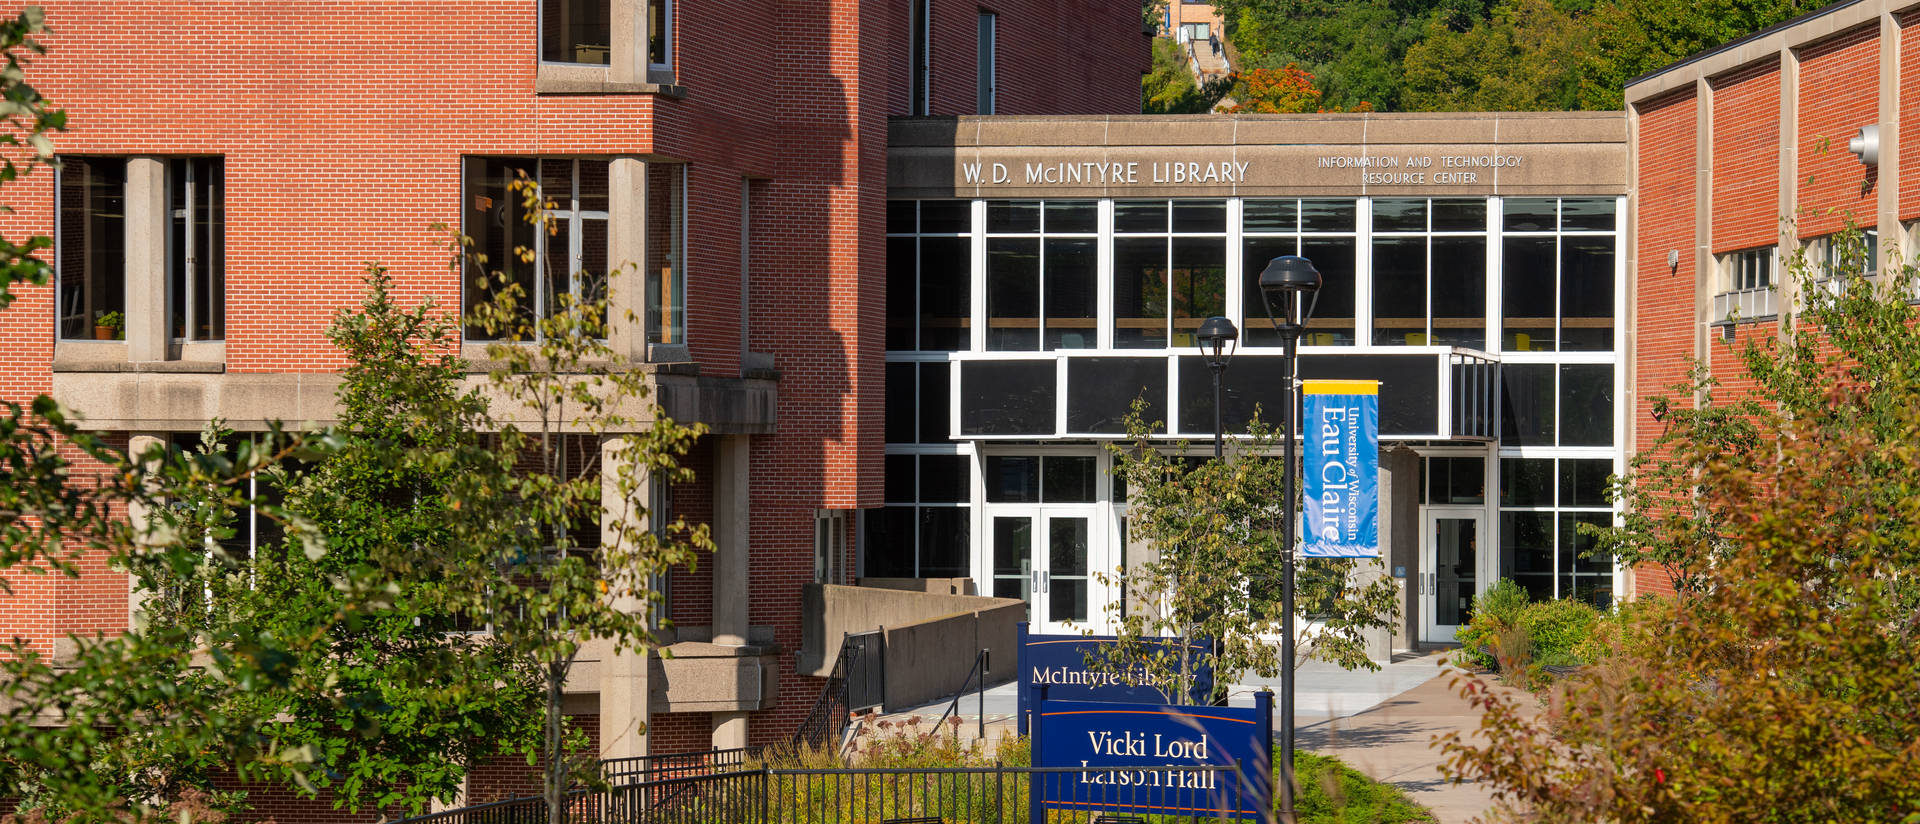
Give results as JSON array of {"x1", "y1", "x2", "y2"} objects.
[
  {"x1": 599, "y1": 746, "x2": 762, "y2": 784},
  {"x1": 400, "y1": 764, "x2": 1257, "y2": 824},
  {"x1": 842, "y1": 631, "x2": 885, "y2": 712}
]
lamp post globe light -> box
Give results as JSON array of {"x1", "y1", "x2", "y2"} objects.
[
  {"x1": 1195, "y1": 315, "x2": 1239, "y2": 460},
  {"x1": 1257, "y1": 254, "x2": 1321, "y2": 823}
]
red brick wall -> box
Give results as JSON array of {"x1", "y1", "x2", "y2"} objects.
[
  {"x1": 645, "y1": 711, "x2": 716, "y2": 755},
  {"x1": 0, "y1": 0, "x2": 1158, "y2": 785},
  {"x1": 1631, "y1": 89, "x2": 1699, "y2": 600},
  {"x1": 1901, "y1": 11, "x2": 1920, "y2": 220},
  {"x1": 1796, "y1": 24, "x2": 1879, "y2": 238},
  {"x1": 1710, "y1": 60, "x2": 1782, "y2": 253},
  {"x1": 887, "y1": 0, "x2": 1147, "y2": 117}
]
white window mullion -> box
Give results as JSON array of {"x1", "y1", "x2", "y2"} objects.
[
  {"x1": 1224, "y1": 198, "x2": 1243, "y2": 329},
  {"x1": 1355, "y1": 197, "x2": 1373, "y2": 346},
  {"x1": 970, "y1": 199, "x2": 987, "y2": 352},
  {"x1": 1486, "y1": 195, "x2": 1502, "y2": 353},
  {"x1": 1096, "y1": 199, "x2": 1114, "y2": 351}
]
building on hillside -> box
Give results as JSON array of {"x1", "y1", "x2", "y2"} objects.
[
  {"x1": 1161, "y1": 0, "x2": 1231, "y2": 81},
  {"x1": 1621, "y1": 0, "x2": 1920, "y2": 598},
  {"x1": 1, "y1": 0, "x2": 1148, "y2": 817}
]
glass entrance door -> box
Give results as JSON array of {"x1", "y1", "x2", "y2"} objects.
[
  {"x1": 1421, "y1": 510, "x2": 1482, "y2": 642},
  {"x1": 989, "y1": 508, "x2": 1102, "y2": 634}
]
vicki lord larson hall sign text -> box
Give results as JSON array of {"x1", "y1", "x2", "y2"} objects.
[{"x1": 1030, "y1": 692, "x2": 1274, "y2": 820}]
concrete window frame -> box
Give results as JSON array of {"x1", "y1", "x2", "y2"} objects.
[
  {"x1": 1712, "y1": 245, "x2": 1779, "y2": 322},
  {"x1": 535, "y1": 0, "x2": 683, "y2": 96},
  {"x1": 53, "y1": 155, "x2": 226, "y2": 372}
]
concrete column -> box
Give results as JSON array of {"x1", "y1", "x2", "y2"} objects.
[
  {"x1": 598, "y1": 435, "x2": 651, "y2": 760},
  {"x1": 125, "y1": 432, "x2": 167, "y2": 630},
  {"x1": 712, "y1": 435, "x2": 751, "y2": 647},
  {"x1": 711, "y1": 711, "x2": 749, "y2": 750},
  {"x1": 123, "y1": 158, "x2": 167, "y2": 363},
  {"x1": 608, "y1": 0, "x2": 645, "y2": 85},
  {"x1": 1379, "y1": 446, "x2": 1420, "y2": 650},
  {"x1": 607, "y1": 157, "x2": 650, "y2": 363}
]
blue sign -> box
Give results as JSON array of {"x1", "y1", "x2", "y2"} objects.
[
  {"x1": 1030, "y1": 691, "x2": 1273, "y2": 820},
  {"x1": 1302, "y1": 380, "x2": 1380, "y2": 558},
  {"x1": 1017, "y1": 623, "x2": 1214, "y2": 734}
]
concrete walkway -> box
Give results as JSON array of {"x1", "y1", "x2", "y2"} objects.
[{"x1": 875, "y1": 651, "x2": 1509, "y2": 823}]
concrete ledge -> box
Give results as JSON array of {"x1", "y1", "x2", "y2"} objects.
[
  {"x1": 51, "y1": 369, "x2": 776, "y2": 434},
  {"x1": 652, "y1": 641, "x2": 781, "y2": 713},
  {"x1": 52, "y1": 358, "x2": 225, "y2": 374},
  {"x1": 799, "y1": 583, "x2": 1022, "y2": 676}
]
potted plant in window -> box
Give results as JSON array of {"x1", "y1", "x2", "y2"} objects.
[{"x1": 94, "y1": 310, "x2": 123, "y2": 340}]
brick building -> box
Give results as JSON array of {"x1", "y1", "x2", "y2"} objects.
[
  {"x1": 0, "y1": 0, "x2": 1148, "y2": 815},
  {"x1": 1621, "y1": 0, "x2": 1920, "y2": 598}
]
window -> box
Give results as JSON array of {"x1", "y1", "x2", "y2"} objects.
[
  {"x1": 1113, "y1": 200, "x2": 1228, "y2": 349},
  {"x1": 56, "y1": 157, "x2": 127, "y2": 341},
  {"x1": 886, "y1": 201, "x2": 973, "y2": 351},
  {"x1": 1813, "y1": 229, "x2": 1877, "y2": 279},
  {"x1": 57, "y1": 156, "x2": 225, "y2": 345},
  {"x1": 168, "y1": 158, "x2": 225, "y2": 342},
  {"x1": 1242, "y1": 199, "x2": 1358, "y2": 346},
  {"x1": 648, "y1": 0, "x2": 672, "y2": 69},
  {"x1": 1726, "y1": 246, "x2": 1775, "y2": 292},
  {"x1": 1180, "y1": 22, "x2": 1209, "y2": 41},
  {"x1": 976, "y1": 12, "x2": 996, "y2": 115},
  {"x1": 815, "y1": 510, "x2": 848, "y2": 585},
  {"x1": 1499, "y1": 457, "x2": 1615, "y2": 607},
  {"x1": 1499, "y1": 363, "x2": 1614, "y2": 448},
  {"x1": 867, "y1": 454, "x2": 971, "y2": 578},
  {"x1": 540, "y1": 0, "x2": 611, "y2": 65},
  {"x1": 646, "y1": 163, "x2": 686, "y2": 345},
  {"x1": 1712, "y1": 246, "x2": 1777, "y2": 321},
  {"x1": 1371, "y1": 198, "x2": 1488, "y2": 348},
  {"x1": 985, "y1": 201, "x2": 1097, "y2": 350},
  {"x1": 908, "y1": 0, "x2": 931, "y2": 115},
  {"x1": 1500, "y1": 198, "x2": 1616, "y2": 352},
  {"x1": 462, "y1": 157, "x2": 610, "y2": 340}
]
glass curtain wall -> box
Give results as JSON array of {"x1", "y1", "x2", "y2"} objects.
[{"x1": 879, "y1": 195, "x2": 1623, "y2": 607}]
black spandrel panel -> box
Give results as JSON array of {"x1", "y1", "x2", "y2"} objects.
[
  {"x1": 959, "y1": 359, "x2": 1056, "y2": 436},
  {"x1": 1065, "y1": 357, "x2": 1167, "y2": 434},
  {"x1": 1176, "y1": 353, "x2": 1441, "y2": 438}
]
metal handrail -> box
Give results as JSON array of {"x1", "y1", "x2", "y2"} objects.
[
  {"x1": 935, "y1": 648, "x2": 989, "y2": 743},
  {"x1": 790, "y1": 635, "x2": 859, "y2": 751}
]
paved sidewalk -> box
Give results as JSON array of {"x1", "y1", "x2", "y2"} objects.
[{"x1": 1291, "y1": 663, "x2": 1503, "y2": 824}]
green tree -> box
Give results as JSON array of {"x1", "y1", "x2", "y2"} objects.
[
  {"x1": 1214, "y1": 0, "x2": 1456, "y2": 111},
  {"x1": 141, "y1": 267, "x2": 548, "y2": 817},
  {"x1": 1438, "y1": 228, "x2": 1920, "y2": 820},
  {"x1": 1575, "y1": 0, "x2": 1817, "y2": 109},
  {"x1": 1401, "y1": 0, "x2": 1591, "y2": 112},
  {"x1": 1142, "y1": 38, "x2": 1231, "y2": 114},
  {"x1": 0, "y1": 11, "x2": 362, "y2": 819},
  {"x1": 1092, "y1": 407, "x2": 1400, "y2": 704},
  {"x1": 446, "y1": 173, "x2": 715, "y2": 824}
]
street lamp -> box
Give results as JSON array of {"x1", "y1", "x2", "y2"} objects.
[
  {"x1": 1257, "y1": 255, "x2": 1321, "y2": 823},
  {"x1": 1195, "y1": 315, "x2": 1238, "y2": 460}
]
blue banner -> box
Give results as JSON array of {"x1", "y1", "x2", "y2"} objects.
[
  {"x1": 1302, "y1": 380, "x2": 1380, "y2": 558},
  {"x1": 1030, "y1": 692, "x2": 1273, "y2": 820},
  {"x1": 1017, "y1": 623, "x2": 1214, "y2": 734}
]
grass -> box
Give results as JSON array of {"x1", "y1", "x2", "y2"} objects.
[{"x1": 1293, "y1": 749, "x2": 1436, "y2": 823}]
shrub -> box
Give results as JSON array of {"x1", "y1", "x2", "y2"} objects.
[
  {"x1": 1515, "y1": 597, "x2": 1601, "y2": 663},
  {"x1": 1455, "y1": 578, "x2": 1529, "y2": 669}
]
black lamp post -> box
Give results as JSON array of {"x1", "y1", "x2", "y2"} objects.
[
  {"x1": 1195, "y1": 316, "x2": 1239, "y2": 460},
  {"x1": 1257, "y1": 255, "x2": 1321, "y2": 824}
]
